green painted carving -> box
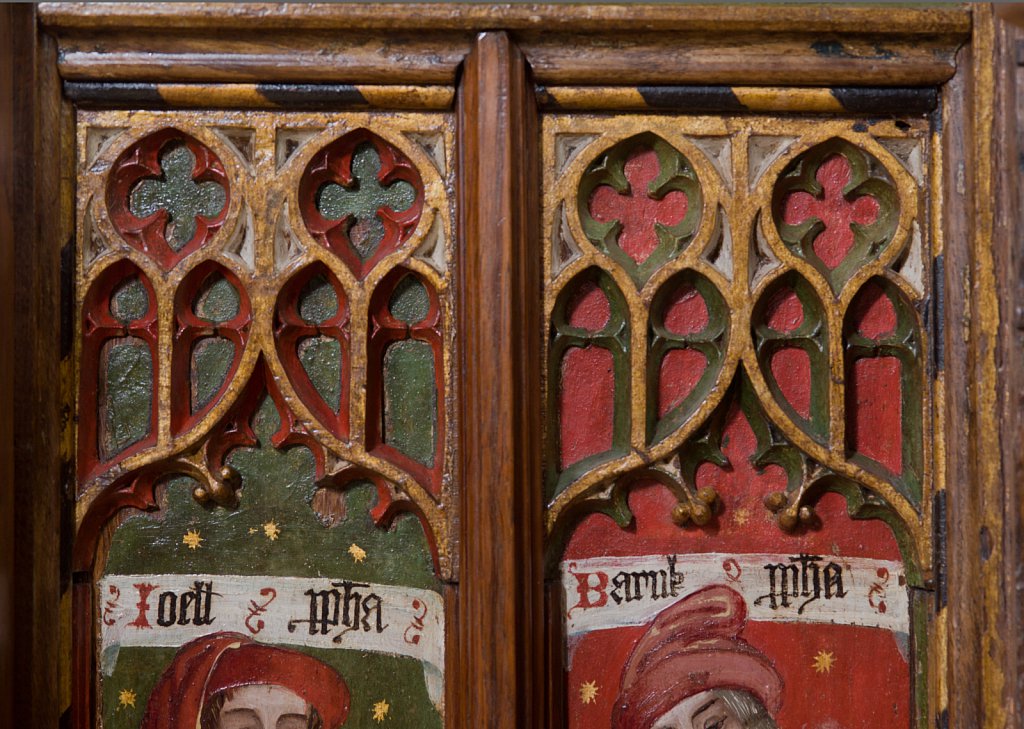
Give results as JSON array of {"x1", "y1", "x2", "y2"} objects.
[
  {"x1": 546, "y1": 270, "x2": 632, "y2": 502},
  {"x1": 102, "y1": 339, "x2": 153, "y2": 457},
  {"x1": 383, "y1": 340, "x2": 437, "y2": 467},
  {"x1": 578, "y1": 133, "x2": 703, "y2": 287},
  {"x1": 130, "y1": 144, "x2": 227, "y2": 251},
  {"x1": 101, "y1": 394, "x2": 442, "y2": 729},
  {"x1": 299, "y1": 336, "x2": 342, "y2": 412},
  {"x1": 299, "y1": 275, "x2": 339, "y2": 325},
  {"x1": 772, "y1": 138, "x2": 899, "y2": 293},
  {"x1": 191, "y1": 337, "x2": 235, "y2": 412},
  {"x1": 647, "y1": 271, "x2": 729, "y2": 446},
  {"x1": 110, "y1": 277, "x2": 149, "y2": 323},
  {"x1": 752, "y1": 273, "x2": 829, "y2": 444},
  {"x1": 317, "y1": 143, "x2": 417, "y2": 261},
  {"x1": 843, "y1": 278, "x2": 923, "y2": 506},
  {"x1": 389, "y1": 275, "x2": 430, "y2": 324},
  {"x1": 194, "y1": 276, "x2": 240, "y2": 323}
]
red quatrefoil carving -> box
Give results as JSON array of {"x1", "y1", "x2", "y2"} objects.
[
  {"x1": 106, "y1": 128, "x2": 230, "y2": 270},
  {"x1": 299, "y1": 129, "x2": 425, "y2": 281}
]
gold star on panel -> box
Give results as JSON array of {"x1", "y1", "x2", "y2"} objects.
[
  {"x1": 733, "y1": 508, "x2": 750, "y2": 526},
  {"x1": 182, "y1": 530, "x2": 203, "y2": 550},
  {"x1": 579, "y1": 680, "x2": 599, "y2": 704},
  {"x1": 348, "y1": 543, "x2": 367, "y2": 563},
  {"x1": 263, "y1": 521, "x2": 281, "y2": 541},
  {"x1": 118, "y1": 689, "x2": 136, "y2": 709},
  {"x1": 248, "y1": 527, "x2": 257, "y2": 535},
  {"x1": 372, "y1": 699, "x2": 390, "y2": 722},
  {"x1": 812, "y1": 649, "x2": 836, "y2": 674}
]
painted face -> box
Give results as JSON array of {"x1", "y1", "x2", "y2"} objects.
[
  {"x1": 651, "y1": 690, "x2": 746, "y2": 729},
  {"x1": 215, "y1": 685, "x2": 311, "y2": 729}
]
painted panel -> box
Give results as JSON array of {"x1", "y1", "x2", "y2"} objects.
[
  {"x1": 74, "y1": 110, "x2": 456, "y2": 729},
  {"x1": 543, "y1": 115, "x2": 936, "y2": 729}
]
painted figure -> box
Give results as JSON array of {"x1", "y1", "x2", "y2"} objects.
[
  {"x1": 614, "y1": 586, "x2": 781, "y2": 729},
  {"x1": 140, "y1": 632, "x2": 349, "y2": 729}
]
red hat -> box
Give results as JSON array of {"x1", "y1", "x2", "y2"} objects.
[
  {"x1": 613, "y1": 585, "x2": 782, "y2": 729},
  {"x1": 140, "y1": 632, "x2": 350, "y2": 729}
]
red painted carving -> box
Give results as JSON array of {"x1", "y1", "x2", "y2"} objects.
[
  {"x1": 106, "y1": 128, "x2": 230, "y2": 270},
  {"x1": 366, "y1": 268, "x2": 445, "y2": 496},
  {"x1": 782, "y1": 155, "x2": 880, "y2": 270},
  {"x1": 299, "y1": 129, "x2": 424, "y2": 281},
  {"x1": 275, "y1": 264, "x2": 351, "y2": 440},
  {"x1": 171, "y1": 262, "x2": 252, "y2": 435},
  {"x1": 79, "y1": 260, "x2": 159, "y2": 481},
  {"x1": 588, "y1": 148, "x2": 689, "y2": 265}
]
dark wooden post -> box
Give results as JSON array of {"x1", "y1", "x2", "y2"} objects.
[{"x1": 456, "y1": 31, "x2": 545, "y2": 729}]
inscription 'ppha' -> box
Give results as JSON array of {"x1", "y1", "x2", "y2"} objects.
[
  {"x1": 754, "y1": 554, "x2": 847, "y2": 613},
  {"x1": 287, "y1": 580, "x2": 388, "y2": 641}
]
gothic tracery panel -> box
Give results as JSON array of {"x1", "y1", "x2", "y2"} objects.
[
  {"x1": 544, "y1": 114, "x2": 936, "y2": 729},
  {"x1": 75, "y1": 110, "x2": 455, "y2": 729}
]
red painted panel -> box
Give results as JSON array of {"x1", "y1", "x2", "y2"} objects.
[
  {"x1": 849, "y1": 356, "x2": 902, "y2": 474},
  {"x1": 783, "y1": 155, "x2": 880, "y2": 269},
  {"x1": 567, "y1": 280, "x2": 611, "y2": 331},
  {"x1": 765, "y1": 288, "x2": 803, "y2": 333},
  {"x1": 852, "y1": 283, "x2": 897, "y2": 340},
  {"x1": 563, "y1": 405, "x2": 907, "y2": 729},
  {"x1": 662, "y1": 285, "x2": 708, "y2": 336},
  {"x1": 658, "y1": 348, "x2": 707, "y2": 417},
  {"x1": 589, "y1": 148, "x2": 688, "y2": 265},
  {"x1": 560, "y1": 346, "x2": 615, "y2": 469},
  {"x1": 771, "y1": 347, "x2": 812, "y2": 419}
]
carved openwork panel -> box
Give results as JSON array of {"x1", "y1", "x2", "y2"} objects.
[
  {"x1": 74, "y1": 111, "x2": 454, "y2": 729},
  {"x1": 544, "y1": 115, "x2": 937, "y2": 728}
]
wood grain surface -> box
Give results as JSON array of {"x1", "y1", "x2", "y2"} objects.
[{"x1": 455, "y1": 31, "x2": 544, "y2": 729}]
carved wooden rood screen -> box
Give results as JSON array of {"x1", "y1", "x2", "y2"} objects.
[
  {"x1": 25, "y1": 4, "x2": 1017, "y2": 729},
  {"x1": 75, "y1": 113, "x2": 455, "y2": 728},
  {"x1": 547, "y1": 117, "x2": 933, "y2": 729}
]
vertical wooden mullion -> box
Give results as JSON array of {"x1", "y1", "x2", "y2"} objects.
[
  {"x1": 3, "y1": 5, "x2": 66, "y2": 729},
  {"x1": 456, "y1": 31, "x2": 544, "y2": 729}
]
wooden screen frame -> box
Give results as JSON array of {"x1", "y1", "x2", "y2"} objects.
[{"x1": 0, "y1": 3, "x2": 1019, "y2": 728}]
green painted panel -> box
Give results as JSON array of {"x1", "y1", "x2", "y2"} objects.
[
  {"x1": 388, "y1": 276, "x2": 429, "y2": 325},
  {"x1": 104, "y1": 395, "x2": 437, "y2": 586},
  {"x1": 194, "y1": 276, "x2": 240, "y2": 323},
  {"x1": 130, "y1": 144, "x2": 227, "y2": 250},
  {"x1": 101, "y1": 395, "x2": 442, "y2": 728},
  {"x1": 110, "y1": 277, "x2": 149, "y2": 324},
  {"x1": 317, "y1": 142, "x2": 416, "y2": 261},
  {"x1": 383, "y1": 340, "x2": 437, "y2": 467},
  {"x1": 299, "y1": 336, "x2": 342, "y2": 412},
  {"x1": 103, "y1": 338, "x2": 153, "y2": 457},
  {"x1": 191, "y1": 337, "x2": 235, "y2": 412},
  {"x1": 299, "y1": 275, "x2": 339, "y2": 325}
]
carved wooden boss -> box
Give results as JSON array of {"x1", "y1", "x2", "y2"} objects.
[{"x1": 34, "y1": 3, "x2": 1014, "y2": 729}]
